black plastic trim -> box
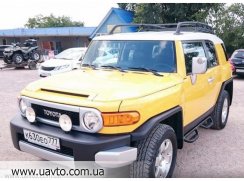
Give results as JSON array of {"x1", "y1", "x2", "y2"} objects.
[
  {"x1": 131, "y1": 106, "x2": 182, "y2": 141},
  {"x1": 183, "y1": 106, "x2": 215, "y2": 135},
  {"x1": 219, "y1": 77, "x2": 233, "y2": 105},
  {"x1": 10, "y1": 114, "x2": 130, "y2": 161}
]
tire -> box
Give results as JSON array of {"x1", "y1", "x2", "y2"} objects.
[
  {"x1": 31, "y1": 51, "x2": 41, "y2": 61},
  {"x1": 211, "y1": 90, "x2": 230, "y2": 130},
  {"x1": 12, "y1": 53, "x2": 24, "y2": 64},
  {"x1": 28, "y1": 61, "x2": 37, "y2": 70},
  {"x1": 130, "y1": 124, "x2": 177, "y2": 178}
]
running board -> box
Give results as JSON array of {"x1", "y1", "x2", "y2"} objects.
[
  {"x1": 200, "y1": 117, "x2": 214, "y2": 129},
  {"x1": 184, "y1": 129, "x2": 199, "y2": 143}
]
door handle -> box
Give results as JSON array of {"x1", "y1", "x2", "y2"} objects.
[{"x1": 208, "y1": 77, "x2": 215, "y2": 83}]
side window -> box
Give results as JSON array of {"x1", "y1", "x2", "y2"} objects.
[
  {"x1": 205, "y1": 41, "x2": 218, "y2": 68},
  {"x1": 182, "y1": 41, "x2": 206, "y2": 74}
]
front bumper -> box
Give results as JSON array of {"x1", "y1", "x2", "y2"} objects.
[{"x1": 11, "y1": 114, "x2": 137, "y2": 167}]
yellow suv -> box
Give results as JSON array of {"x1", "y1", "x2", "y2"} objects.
[{"x1": 10, "y1": 22, "x2": 233, "y2": 178}]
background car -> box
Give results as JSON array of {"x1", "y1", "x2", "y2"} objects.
[
  {"x1": 38, "y1": 47, "x2": 87, "y2": 77},
  {"x1": 0, "y1": 45, "x2": 11, "y2": 58},
  {"x1": 229, "y1": 49, "x2": 244, "y2": 76},
  {"x1": 92, "y1": 48, "x2": 119, "y2": 66}
]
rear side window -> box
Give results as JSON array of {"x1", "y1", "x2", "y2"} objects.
[
  {"x1": 205, "y1": 41, "x2": 218, "y2": 68},
  {"x1": 182, "y1": 41, "x2": 206, "y2": 74}
]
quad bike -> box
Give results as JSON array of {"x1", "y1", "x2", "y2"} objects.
[{"x1": 3, "y1": 39, "x2": 41, "y2": 65}]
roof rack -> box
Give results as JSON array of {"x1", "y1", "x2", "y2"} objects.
[{"x1": 109, "y1": 21, "x2": 214, "y2": 35}]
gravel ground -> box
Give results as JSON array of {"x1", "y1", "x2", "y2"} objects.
[{"x1": 0, "y1": 61, "x2": 244, "y2": 177}]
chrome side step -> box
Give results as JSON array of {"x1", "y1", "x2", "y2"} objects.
[
  {"x1": 184, "y1": 129, "x2": 199, "y2": 143},
  {"x1": 200, "y1": 117, "x2": 214, "y2": 129}
]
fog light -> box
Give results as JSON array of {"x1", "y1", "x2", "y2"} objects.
[
  {"x1": 59, "y1": 114, "x2": 72, "y2": 132},
  {"x1": 26, "y1": 107, "x2": 36, "y2": 123}
]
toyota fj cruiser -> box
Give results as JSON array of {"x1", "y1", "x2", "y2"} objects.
[{"x1": 10, "y1": 22, "x2": 233, "y2": 178}]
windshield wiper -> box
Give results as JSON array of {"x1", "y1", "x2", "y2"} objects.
[
  {"x1": 127, "y1": 67, "x2": 163, "y2": 76},
  {"x1": 100, "y1": 65, "x2": 126, "y2": 72}
]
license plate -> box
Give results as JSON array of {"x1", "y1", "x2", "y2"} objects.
[
  {"x1": 23, "y1": 130, "x2": 60, "y2": 150},
  {"x1": 236, "y1": 69, "x2": 244, "y2": 73}
]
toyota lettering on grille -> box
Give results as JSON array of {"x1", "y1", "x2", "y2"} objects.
[{"x1": 43, "y1": 109, "x2": 62, "y2": 118}]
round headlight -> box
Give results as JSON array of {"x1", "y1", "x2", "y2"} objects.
[
  {"x1": 83, "y1": 111, "x2": 102, "y2": 132},
  {"x1": 19, "y1": 99, "x2": 27, "y2": 115},
  {"x1": 26, "y1": 107, "x2": 36, "y2": 123},
  {"x1": 59, "y1": 114, "x2": 72, "y2": 132}
]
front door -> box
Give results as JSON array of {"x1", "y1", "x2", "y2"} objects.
[{"x1": 181, "y1": 41, "x2": 217, "y2": 127}]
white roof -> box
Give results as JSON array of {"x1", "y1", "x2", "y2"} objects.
[{"x1": 94, "y1": 31, "x2": 223, "y2": 44}]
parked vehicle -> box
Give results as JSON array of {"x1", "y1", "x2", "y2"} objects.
[
  {"x1": 229, "y1": 49, "x2": 244, "y2": 76},
  {"x1": 0, "y1": 45, "x2": 11, "y2": 58},
  {"x1": 10, "y1": 22, "x2": 233, "y2": 178},
  {"x1": 3, "y1": 39, "x2": 41, "y2": 64},
  {"x1": 38, "y1": 47, "x2": 87, "y2": 77},
  {"x1": 92, "y1": 48, "x2": 119, "y2": 66}
]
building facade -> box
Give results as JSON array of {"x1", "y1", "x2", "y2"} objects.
[{"x1": 0, "y1": 8, "x2": 134, "y2": 54}]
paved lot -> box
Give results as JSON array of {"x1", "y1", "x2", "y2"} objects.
[{"x1": 0, "y1": 61, "x2": 244, "y2": 177}]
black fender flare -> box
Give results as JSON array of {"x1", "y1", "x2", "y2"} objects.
[{"x1": 130, "y1": 106, "x2": 183, "y2": 149}]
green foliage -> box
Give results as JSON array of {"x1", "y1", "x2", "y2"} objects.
[
  {"x1": 25, "y1": 14, "x2": 84, "y2": 28},
  {"x1": 118, "y1": 3, "x2": 223, "y2": 23},
  {"x1": 118, "y1": 3, "x2": 244, "y2": 55},
  {"x1": 210, "y1": 3, "x2": 244, "y2": 54}
]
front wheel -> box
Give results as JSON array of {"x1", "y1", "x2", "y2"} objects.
[
  {"x1": 130, "y1": 124, "x2": 177, "y2": 178},
  {"x1": 211, "y1": 90, "x2": 230, "y2": 130},
  {"x1": 13, "y1": 53, "x2": 24, "y2": 64}
]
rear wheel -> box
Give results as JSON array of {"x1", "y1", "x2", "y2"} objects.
[
  {"x1": 130, "y1": 124, "x2": 177, "y2": 178},
  {"x1": 31, "y1": 51, "x2": 41, "y2": 61},
  {"x1": 13, "y1": 53, "x2": 24, "y2": 64},
  {"x1": 28, "y1": 61, "x2": 37, "y2": 70},
  {"x1": 211, "y1": 90, "x2": 230, "y2": 130}
]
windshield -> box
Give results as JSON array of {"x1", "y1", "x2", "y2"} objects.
[
  {"x1": 232, "y1": 51, "x2": 244, "y2": 59},
  {"x1": 55, "y1": 48, "x2": 85, "y2": 60},
  {"x1": 82, "y1": 40, "x2": 176, "y2": 73}
]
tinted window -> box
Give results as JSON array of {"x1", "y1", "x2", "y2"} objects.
[
  {"x1": 83, "y1": 40, "x2": 176, "y2": 73},
  {"x1": 205, "y1": 41, "x2": 218, "y2": 68},
  {"x1": 182, "y1": 41, "x2": 206, "y2": 74},
  {"x1": 232, "y1": 51, "x2": 244, "y2": 59}
]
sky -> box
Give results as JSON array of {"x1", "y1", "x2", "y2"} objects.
[
  {"x1": 0, "y1": 0, "x2": 118, "y2": 29},
  {"x1": 0, "y1": 0, "x2": 238, "y2": 29}
]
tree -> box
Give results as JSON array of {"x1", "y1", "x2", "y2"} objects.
[
  {"x1": 118, "y1": 3, "x2": 223, "y2": 23},
  {"x1": 210, "y1": 3, "x2": 244, "y2": 54},
  {"x1": 25, "y1": 14, "x2": 84, "y2": 28},
  {"x1": 118, "y1": 3, "x2": 244, "y2": 54}
]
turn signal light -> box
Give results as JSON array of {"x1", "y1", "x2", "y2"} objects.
[{"x1": 102, "y1": 112, "x2": 140, "y2": 126}]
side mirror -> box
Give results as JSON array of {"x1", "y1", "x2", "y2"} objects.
[{"x1": 192, "y1": 57, "x2": 207, "y2": 74}]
